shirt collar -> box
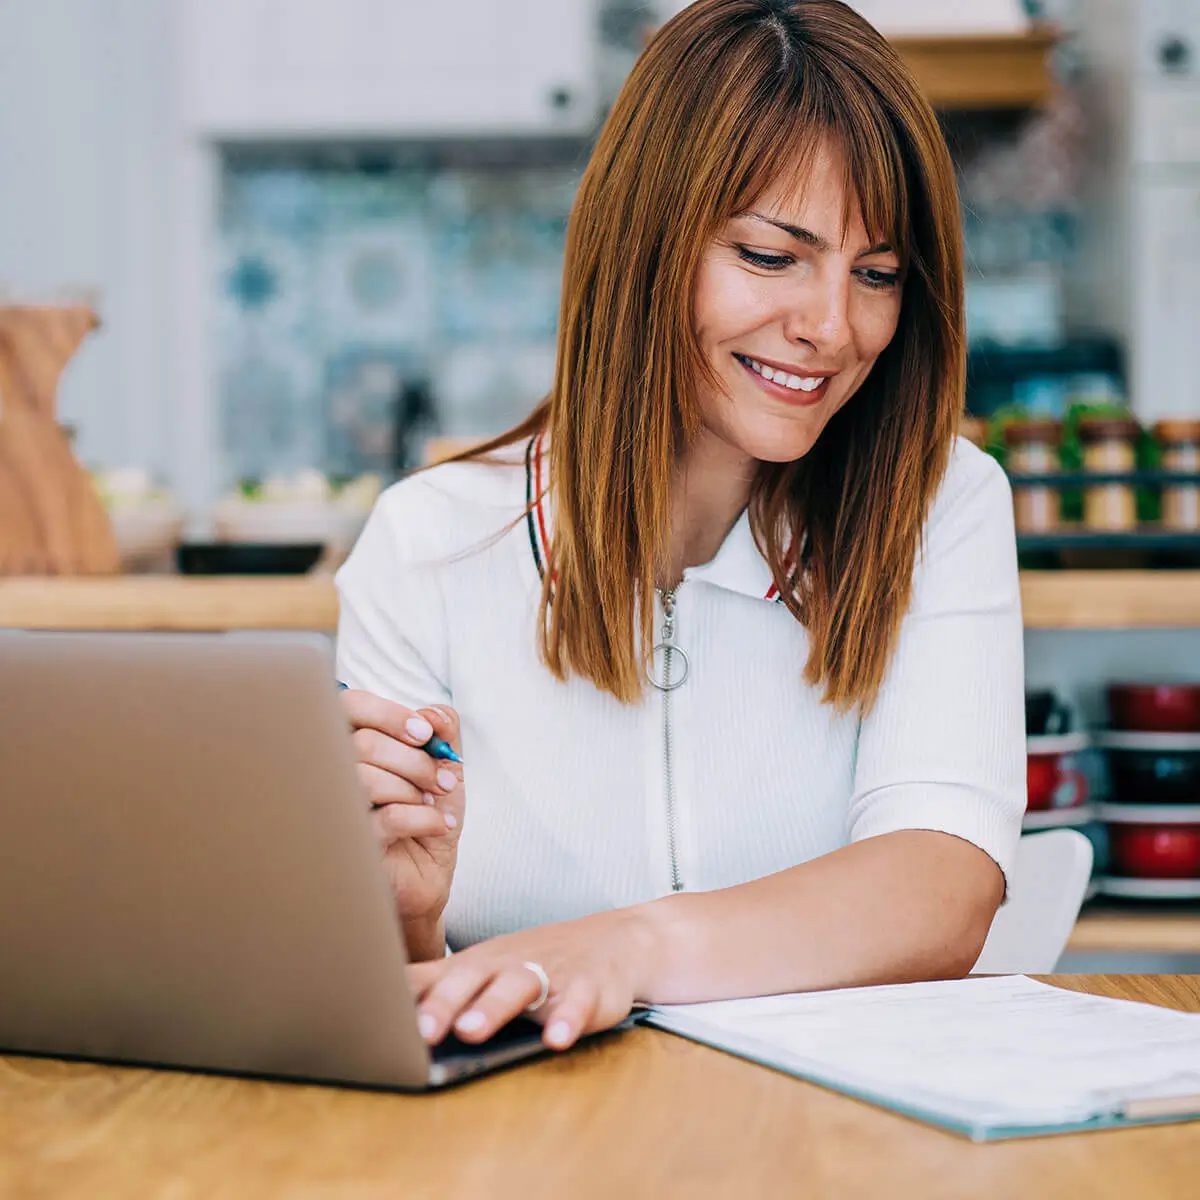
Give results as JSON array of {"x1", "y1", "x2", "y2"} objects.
[{"x1": 683, "y1": 506, "x2": 781, "y2": 602}]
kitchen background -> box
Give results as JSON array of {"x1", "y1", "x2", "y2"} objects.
[{"x1": 3, "y1": 0, "x2": 1200, "y2": 969}]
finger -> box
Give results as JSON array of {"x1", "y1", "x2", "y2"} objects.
[
  {"x1": 371, "y1": 803, "x2": 456, "y2": 844},
  {"x1": 408, "y1": 958, "x2": 451, "y2": 999},
  {"x1": 342, "y1": 689, "x2": 440, "y2": 749},
  {"x1": 448, "y1": 965, "x2": 548, "y2": 1045},
  {"x1": 417, "y1": 704, "x2": 462, "y2": 758},
  {"x1": 415, "y1": 960, "x2": 497, "y2": 1045},
  {"x1": 539, "y1": 979, "x2": 600, "y2": 1050},
  {"x1": 351, "y1": 730, "x2": 456, "y2": 795},
  {"x1": 355, "y1": 762, "x2": 425, "y2": 808}
]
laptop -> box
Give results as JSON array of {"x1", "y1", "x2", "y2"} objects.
[{"x1": 0, "y1": 630, "x2": 584, "y2": 1089}]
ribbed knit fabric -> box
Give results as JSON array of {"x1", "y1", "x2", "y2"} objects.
[{"x1": 335, "y1": 437, "x2": 1025, "y2": 951}]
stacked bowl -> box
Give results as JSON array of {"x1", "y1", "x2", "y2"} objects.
[
  {"x1": 1023, "y1": 689, "x2": 1100, "y2": 897},
  {"x1": 1094, "y1": 685, "x2": 1200, "y2": 899},
  {"x1": 1023, "y1": 689, "x2": 1092, "y2": 831}
]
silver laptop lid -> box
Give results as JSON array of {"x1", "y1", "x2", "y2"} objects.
[{"x1": 0, "y1": 631, "x2": 434, "y2": 1089}]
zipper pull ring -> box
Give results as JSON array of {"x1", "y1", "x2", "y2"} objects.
[{"x1": 647, "y1": 587, "x2": 690, "y2": 692}]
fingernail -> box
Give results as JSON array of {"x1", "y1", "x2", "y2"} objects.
[
  {"x1": 418, "y1": 1013, "x2": 438, "y2": 1041},
  {"x1": 546, "y1": 1021, "x2": 572, "y2": 1048},
  {"x1": 406, "y1": 716, "x2": 434, "y2": 743},
  {"x1": 422, "y1": 792, "x2": 436, "y2": 806},
  {"x1": 436, "y1": 768, "x2": 457, "y2": 792},
  {"x1": 456, "y1": 1011, "x2": 486, "y2": 1034},
  {"x1": 444, "y1": 811, "x2": 458, "y2": 829}
]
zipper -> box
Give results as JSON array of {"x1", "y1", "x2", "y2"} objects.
[{"x1": 649, "y1": 585, "x2": 689, "y2": 893}]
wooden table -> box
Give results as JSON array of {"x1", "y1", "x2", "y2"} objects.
[{"x1": 1, "y1": 976, "x2": 1197, "y2": 1198}]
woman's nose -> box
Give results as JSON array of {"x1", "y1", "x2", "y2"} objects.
[{"x1": 782, "y1": 274, "x2": 851, "y2": 353}]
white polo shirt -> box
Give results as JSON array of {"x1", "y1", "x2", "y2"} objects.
[{"x1": 335, "y1": 434, "x2": 1025, "y2": 951}]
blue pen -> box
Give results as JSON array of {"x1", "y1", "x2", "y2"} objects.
[{"x1": 336, "y1": 680, "x2": 463, "y2": 764}]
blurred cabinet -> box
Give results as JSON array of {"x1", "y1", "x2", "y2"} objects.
[
  {"x1": 1133, "y1": 177, "x2": 1200, "y2": 419},
  {"x1": 1084, "y1": 0, "x2": 1200, "y2": 419},
  {"x1": 179, "y1": 0, "x2": 597, "y2": 136},
  {"x1": 1131, "y1": 4, "x2": 1200, "y2": 419}
]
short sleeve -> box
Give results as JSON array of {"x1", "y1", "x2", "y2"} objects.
[
  {"x1": 334, "y1": 479, "x2": 452, "y2": 711},
  {"x1": 847, "y1": 443, "x2": 1025, "y2": 892}
]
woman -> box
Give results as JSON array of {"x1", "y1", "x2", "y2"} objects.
[{"x1": 336, "y1": 0, "x2": 1023, "y2": 1054}]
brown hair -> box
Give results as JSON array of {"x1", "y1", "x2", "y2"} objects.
[{"x1": 457, "y1": 0, "x2": 964, "y2": 712}]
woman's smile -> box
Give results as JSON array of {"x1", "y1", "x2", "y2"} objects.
[{"x1": 733, "y1": 352, "x2": 834, "y2": 408}]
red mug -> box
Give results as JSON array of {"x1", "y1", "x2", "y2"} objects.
[{"x1": 1026, "y1": 753, "x2": 1088, "y2": 812}]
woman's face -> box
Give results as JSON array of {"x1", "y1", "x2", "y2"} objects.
[{"x1": 692, "y1": 139, "x2": 904, "y2": 466}]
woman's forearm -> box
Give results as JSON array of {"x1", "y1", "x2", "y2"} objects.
[{"x1": 629, "y1": 831, "x2": 1004, "y2": 1005}]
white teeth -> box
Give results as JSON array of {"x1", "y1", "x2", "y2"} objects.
[{"x1": 742, "y1": 355, "x2": 825, "y2": 392}]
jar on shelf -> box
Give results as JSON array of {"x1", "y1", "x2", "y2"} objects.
[
  {"x1": 1156, "y1": 419, "x2": 1200, "y2": 532},
  {"x1": 1078, "y1": 416, "x2": 1140, "y2": 532},
  {"x1": 1004, "y1": 419, "x2": 1061, "y2": 533}
]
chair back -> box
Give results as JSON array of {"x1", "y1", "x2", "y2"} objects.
[{"x1": 971, "y1": 829, "x2": 1094, "y2": 975}]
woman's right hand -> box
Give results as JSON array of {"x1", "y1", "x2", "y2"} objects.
[{"x1": 341, "y1": 689, "x2": 465, "y2": 952}]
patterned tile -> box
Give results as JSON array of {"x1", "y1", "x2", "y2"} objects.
[{"x1": 217, "y1": 155, "x2": 577, "y2": 484}]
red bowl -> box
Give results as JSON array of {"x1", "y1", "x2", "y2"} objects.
[
  {"x1": 1109, "y1": 823, "x2": 1200, "y2": 879},
  {"x1": 1107, "y1": 684, "x2": 1200, "y2": 733}
]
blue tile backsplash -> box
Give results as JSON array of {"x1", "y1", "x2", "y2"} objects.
[{"x1": 217, "y1": 153, "x2": 580, "y2": 484}]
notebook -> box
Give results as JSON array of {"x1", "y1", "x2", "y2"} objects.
[{"x1": 642, "y1": 976, "x2": 1200, "y2": 1141}]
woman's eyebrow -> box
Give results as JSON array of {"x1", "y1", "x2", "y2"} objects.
[{"x1": 742, "y1": 211, "x2": 894, "y2": 258}]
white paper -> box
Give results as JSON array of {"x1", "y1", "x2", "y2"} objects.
[{"x1": 648, "y1": 977, "x2": 1200, "y2": 1132}]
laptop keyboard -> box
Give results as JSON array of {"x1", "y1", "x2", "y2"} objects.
[{"x1": 430, "y1": 1015, "x2": 545, "y2": 1062}]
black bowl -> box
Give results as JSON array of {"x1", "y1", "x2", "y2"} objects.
[
  {"x1": 176, "y1": 542, "x2": 324, "y2": 575},
  {"x1": 1108, "y1": 747, "x2": 1200, "y2": 804}
]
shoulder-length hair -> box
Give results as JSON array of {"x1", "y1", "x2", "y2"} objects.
[{"x1": 461, "y1": 0, "x2": 964, "y2": 712}]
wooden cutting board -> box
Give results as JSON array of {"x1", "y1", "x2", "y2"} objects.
[{"x1": 0, "y1": 305, "x2": 119, "y2": 575}]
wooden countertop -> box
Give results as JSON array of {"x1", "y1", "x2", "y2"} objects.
[
  {"x1": 1, "y1": 975, "x2": 1197, "y2": 1198},
  {"x1": 1070, "y1": 908, "x2": 1200, "y2": 956},
  {"x1": 0, "y1": 575, "x2": 339, "y2": 631},
  {"x1": 4, "y1": 570, "x2": 1200, "y2": 631}
]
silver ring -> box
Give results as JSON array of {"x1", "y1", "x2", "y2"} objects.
[
  {"x1": 646, "y1": 643, "x2": 690, "y2": 692},
  {"x1": 522, "y1": 960, "x2": 550, "y2": 1011}
]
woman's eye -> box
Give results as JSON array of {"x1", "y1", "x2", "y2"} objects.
[
  {"x1": 736, "y1": 246, "x2": 793, "y2": 270},
  {"x1": 855, "y1": 268, "x2": 900, "y2": 291}
]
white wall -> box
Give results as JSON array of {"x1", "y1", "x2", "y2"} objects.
[{"x1": 0, "y1": 0, "x2": 173, "y2": 477}]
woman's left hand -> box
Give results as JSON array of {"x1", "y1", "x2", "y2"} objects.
[{"x1": 409, "y1": 908, "x2": 658, "y2": 1051}]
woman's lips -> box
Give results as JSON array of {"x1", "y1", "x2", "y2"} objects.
[{"x1": 736, "y1": 354, "x2": 831, "y2": 407}]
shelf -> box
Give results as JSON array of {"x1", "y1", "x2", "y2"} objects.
[
  {"x1": 889, "y1": 29, "x2": 1058, "y2": 110},
  {"x1": 3, "y1": 570, "x2": 1200, "y2": 632},
  {"x1": 1019, "y1": 534, "x2": 1200, "y2": 551},
  {"x1": 0, "y1": 576, "x2": 338, "y2": 632},
  {"x1": 1008, "y1": 472, "x2": 1200, "y2": 488},
  {"x1": 1070, "y1": 908, "x2": 1200, "y2": 956},
  {"x1": 1020, "y1": 571, "x2": 1200, "y2": 628}
]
